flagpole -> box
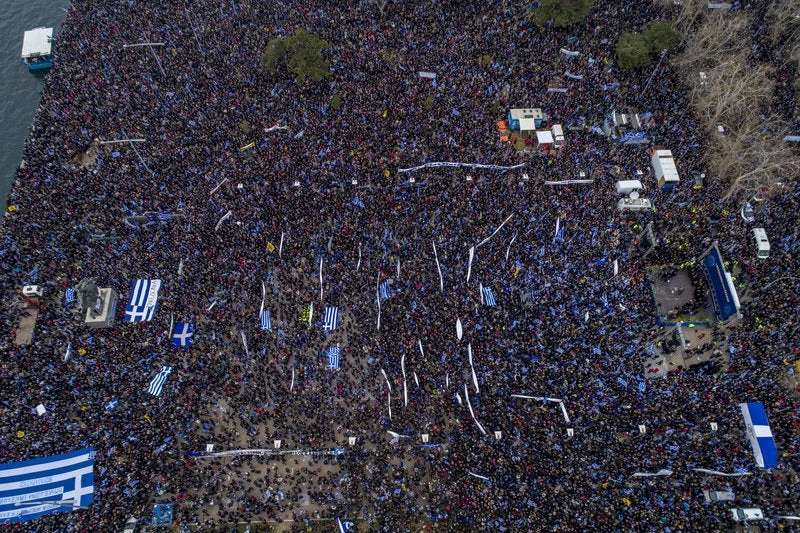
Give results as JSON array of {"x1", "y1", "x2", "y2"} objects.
[{"x1": 319, "y1": 257, "x2": 324, "y2": 301}]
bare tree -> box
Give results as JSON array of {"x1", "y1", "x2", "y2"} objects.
[{"x1": 672, "y1": 2, "x2": 800, "y2": 200}]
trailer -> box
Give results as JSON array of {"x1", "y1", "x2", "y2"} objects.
[{"x1": 650, "y1": 147, "x2": 680, "y2": 191}]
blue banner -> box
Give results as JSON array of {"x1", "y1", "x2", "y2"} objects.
[{"x1": 702, "y1": 245, "x2": 738, "y2": 320}]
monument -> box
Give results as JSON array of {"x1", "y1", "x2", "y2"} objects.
[{"x1": 75, "y1": 278, "x2": 118, "y2": 329}]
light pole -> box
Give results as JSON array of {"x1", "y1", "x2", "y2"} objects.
[
  {"x1": 643, "y1": 49, "x2": 667, "y2": 97},
  {"x1": 761, "y1": 276, "x2": 800, "y2": 292}
]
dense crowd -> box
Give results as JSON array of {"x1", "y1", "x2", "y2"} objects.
[{"x1": 0, "y1": 0, "x2": 798, "y2": 531}]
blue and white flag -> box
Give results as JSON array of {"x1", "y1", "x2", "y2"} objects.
[
  {"x1": 337, "y1": 518, "x2": 354, "y2": 533},
  {"x1": 379, "y1": 281, "x2": 393, "y2": 301},
  {"x1": 0, "y1": 447, "x2": 95, "y2": 523},
  {"x1": 157, "y1": 213, "x2": 173, "y2": 222},
  {"x1": 482, "y1": 286, "x2": 496, "y2": 307},
  {"x1": 104, "y1": 400, "x2": 119, "y2": 411},
  {"x1": 64, "y1": 288, "x2": 76, "y2": 307},
  {"x1": 147, "y1": 366, "x2": 173, "y2": 397},
  {"x1": 171, "y1": 323, "x2": 194, "y2": 347},
  {"x1": 327, "y1": 346, "x2": 340, "y2": 369},
  {"x1": 260, "y1": 310, "x2": 271, "y2": 330},
  {"x1": 124, "y1": 279, "x2": 162, "y2": 322},
  {"x1": 322, "y1": 306, "x2": 339, "y2": 331}
]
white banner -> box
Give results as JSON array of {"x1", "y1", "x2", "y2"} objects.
[
  {"x1": 398, "y1": 162, "x2": 525, "y2": 174},
  {"x1": 418, "y1": 71, "x2": 436, "y2": 79},
  {"x1": 632, "y1": 469, "x2": 673, "y2": 477},
  {"x1": 564, "y1": 71, "x2": 584, "y2": 80},
  {"x1": 547, "y1": 87, "x2": 568, "y2": 93},
  {"x1": 692, "y1": 468, "x2": 751, "y2": 477},
  {"x1": 543, "y1": 180, "x2": 594, "y2": 185},
  {"x1": 560, "y1": 48, "x2": 580, "y2": 57},
  {"x1": 196, "y1": 448, "x2": 343, "y2": 458}
]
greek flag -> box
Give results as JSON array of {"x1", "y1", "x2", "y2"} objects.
[
  {"x1": 124, "y1": 279, "x2": 162, "y2": 322},
  {"x1": 171, "y1": 323, "x2": 194, "y2": 347},
  {"x1": 0, "y1": 447, "x2": 95, "y2": 523},
  {"x1": 353, "y1": 197, "x2": 365, "y2": 208},
  {"x1": 379, "y1": 281, "x2": 392, "y2": 301},
  {"x1": 337, "y1": 518, "x2": 354, "y2": 533},
  {"x1": 157, "y1": 213, "x2": 173, "y2": 221},
  {"x1": 323, "y1": 306, "x2": 339, "y2": 331},
  {"x1": 482, "y1": 286, "x2": 496, "y2": 307},
  {"x1": 260, "y1": 310, "x2": 271, "y2": 330},
  {"x1": 104, "y1": 400, "x2": 119, "y2": 411},
  {"x1": 327, "y1": 346, "x2": 340, "y2": 369},
  {"x1": 147, "y1": 366, "x2": 173, "y2": 397},
  {"x1": 64, "y1": 288, "x2": 76, "y2": 307}
]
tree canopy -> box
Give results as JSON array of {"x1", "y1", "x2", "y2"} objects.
[
  {"x1": 532, "y1": 0, "x2": 594, "y2": 28},
  {"x1": 616, "y1": 32, "x2": 652, "y2": 70},
  {"x1": 260, "y1": 28, "x2": 331, "y2": 84},
  {"x1": 616, "y1": 21, "x2": 681, "y2": 70},
  {"x1": 644, "y1": 22, "x2": 682, "y2": 54}
]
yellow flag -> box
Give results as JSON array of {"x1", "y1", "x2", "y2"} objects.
[
  {"x1": 382, "y1": 109, "x2": 388, "y2": 119},
  {"x1": 513, "y1": 266, "x2": 522, "y2": 278},
  {"x1": 622, "y1": 497, "x2": 631, "y2": 506},
  {"x1": 239, "y1": 141, "x2": 255, "y2": 152},
  {"x1": 266, "y1": 242, "x2": 276, "y2": 253},
  {"x1": 7, "y1": 205, "x2": 17, "y2": 213}
]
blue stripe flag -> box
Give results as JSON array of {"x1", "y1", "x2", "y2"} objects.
[
  {"x1": 0, "y1": 447, "x2": 95, "y2": 523},
  {"x1": 124, "y1": 279, "x2": 162, "y2": 322},
  {"x1": 64, "y1": 288, "x2": 76, "y2": 307},
  {"x1": 337, "y1": 518, "x2": 354, "y2": 533},
  {"x1": 379, "y1": 282, "x2": 392, "y2": 301},
  {"x1": 482, "y1": 286, "x2": 496, "y2": 307},
  {"x1": 260, "y1": 310, "x2": 271, "y2": 330},
  {"x1": 322, "y1": 306, "x2": 339, "y2": 331},
  {"x1": 147, "y1": 366, "x2": 173, "y2": 396},
  {"x1": 327, "y1": 346, "x2": 340, "y2": 369}
]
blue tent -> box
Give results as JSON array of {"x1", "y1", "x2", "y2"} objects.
[{"x1": 739, "y1": 402, "x2": 778, "y2": 468}]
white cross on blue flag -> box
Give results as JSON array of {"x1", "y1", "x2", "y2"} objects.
[{"x1": 172, "y1": 322, "x2": 194, "y2": 347}]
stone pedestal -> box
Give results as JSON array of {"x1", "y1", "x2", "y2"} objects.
[{"x1": 84, "y1": 288, "x2": 118, "y2": 329}]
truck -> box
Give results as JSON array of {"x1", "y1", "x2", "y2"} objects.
[{"x1": 650, "y1": 147, "x2": 680, "y2": 191}]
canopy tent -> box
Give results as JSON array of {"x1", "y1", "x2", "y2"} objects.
[
  {"x1": 21, "y1": 28, "x2": 53, "y2": 59},
  {"x1": 701, "y1": 244, "x2": 740, "y2": 321},
  {"x1": 739, "y1": 402, "x2": 778, "y2": 468},
  {"x1": 508, "y1": 108, "x2": 544, "y2": 131}
]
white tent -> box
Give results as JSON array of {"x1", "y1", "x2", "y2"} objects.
[
  {"x1": 21, "y1": 28, "x2": 53, "y2": 59},
  {"x1": 535, "y1": 131, "x2": 554, "y2": 146}
]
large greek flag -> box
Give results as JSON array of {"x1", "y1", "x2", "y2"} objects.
[
  {"x1": 322, "y1": 306, "x2": 339, "y2": 331},
  {"x1": 124, "y1": 279, "x2": 162, "y2": 322},
  {"x1": 147, "y1": 366, "x2": 173, "y2": 397},
  {"x1": 0, "y1": 448, "x2": 95, "y2": 523},
  {"x1": 327, "y1": 346, "x2": 340, "y2": 369},
  {"x1": 740, "y1": 402, "x2": 778, "y2": 468}
]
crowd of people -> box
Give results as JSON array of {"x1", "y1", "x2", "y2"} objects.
[{"x1": 0, "y1": 0, "x2": 798, "y2": 531}]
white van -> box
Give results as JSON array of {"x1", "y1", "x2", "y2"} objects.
[
  {"x1": 752, "y1": 228, "x2": 770, "y2": 259},
  {"x1": 730, "y1": 507, "x2": 764, "y2": 521},
  {"x1": 615, "y1": 180, "x2": 643, "y2": 195}
]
